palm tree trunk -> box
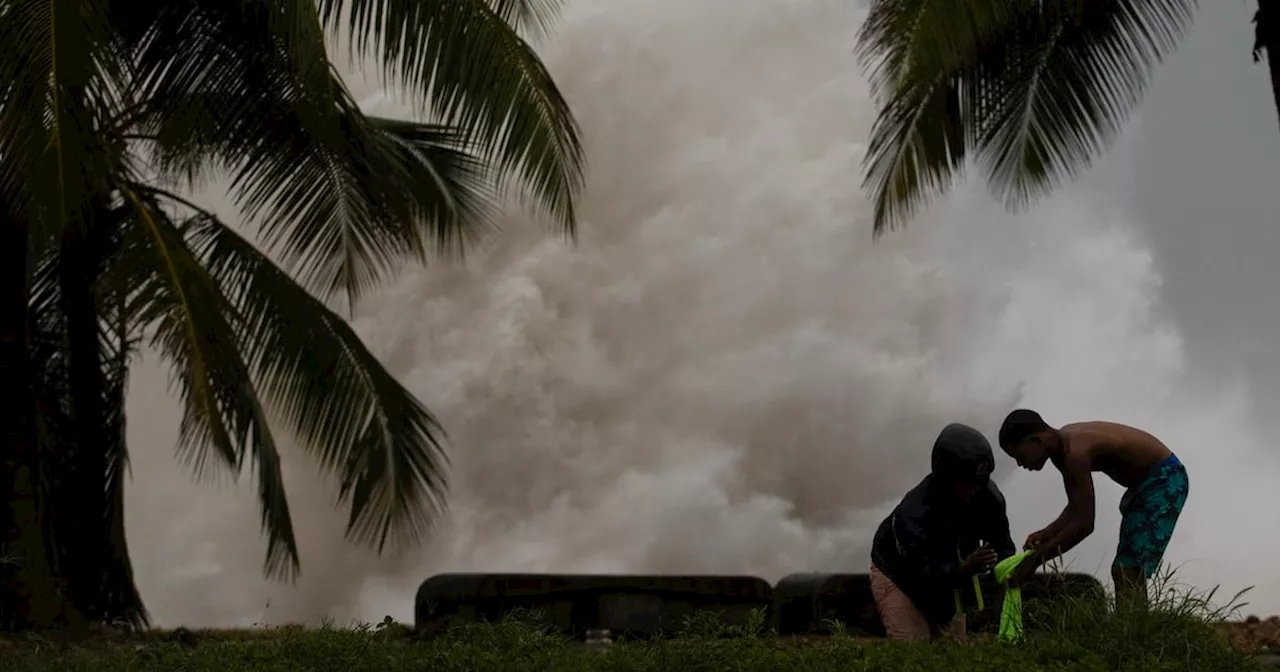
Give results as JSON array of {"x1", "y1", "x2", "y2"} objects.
[
  {"x1": 1254, "y1": 0, "x2": 1280, "y2": 129},
  {"x1": 57, "y1": 215, "x2": 111, "y2": 624},
  {"x1": 102, "y1": 339, "x2": 148, "y2": 629},
  {"x1": 0, "y1": 213, "x2": 68, "y2": 631},
  {"x1": 54, "y1": 204, "x2": 149, "y2": 628}
]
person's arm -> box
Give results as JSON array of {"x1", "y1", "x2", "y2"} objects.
[
  {"x1": 1029, "y1": 509, "x2": 1073, "y2": 542},
  {"x1": 1028, "y1": 454, "x2": 1097, "y2": 565}
]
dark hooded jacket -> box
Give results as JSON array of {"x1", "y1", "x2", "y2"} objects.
[{"x1": 869, "y1": 423, "x2": 1016, "y2": 625}]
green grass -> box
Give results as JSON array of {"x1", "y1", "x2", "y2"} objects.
[{"x1": 0, "y1": 574, "x2": 1265, "y2": 671}]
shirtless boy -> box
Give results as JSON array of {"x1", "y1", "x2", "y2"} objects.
[{"x1": 996, "y1": 409, "x2": 1190, "y2": 603}]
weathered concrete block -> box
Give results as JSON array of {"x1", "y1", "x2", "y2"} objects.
[
  {"x1": 412, "y1": 570, "x2": 1106, "y2": 638},
  {"x1": 773, "y1": 573, "x2": 882, "y2": 636},
  {"x1": 414, "y1": 573, "x2": 773, "y2": 638}
]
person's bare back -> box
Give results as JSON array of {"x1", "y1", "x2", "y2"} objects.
[
  {"x1": 998, "y1": 410, "x2": 1189, "y2": 603},
  {"x1": 1057, "y1": 421, "x2": 1173, "y2": 489}
]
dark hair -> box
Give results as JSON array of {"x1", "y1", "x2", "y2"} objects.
[{"x1": 998, "y1": 409, "x2": 1050, "y2": 449}]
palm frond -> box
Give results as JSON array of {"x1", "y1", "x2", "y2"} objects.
[
  {"x1": 1253, "y1": 0, "x2": 1280, "y2": 131},
  {"x1": 133, "y1": 14, "x2": 500, "y2": 301},
  {"x1": 856, "y1": 0, "x2": 1023, "y2": 232},
  {"x1": 119, "y1": 188, "x2": 301, "y2": 580},
  {"x1": 856, "y1": 0, "x2": 1034, "y2": 104},
  {"x1": 357, "y1": 115, "x2": 500, "y2": 258},
  {"x1": 487, "y1": 0, "x2": 566, "y2": 38},
  {"x1": 861, "y1": 76, "x2": 969, "y2": 235},
  {"x1": 1255, "y1": 0, "x2": 1280, "y2": 61},
  {"x1": 318, "y1": 0, "x2": 585, "y2": 233},
  {"x1": 160, "y1": 190, "x2": 449, "y2": 556},
  {"x1": 972, "y1": 0, "x2": 1197, "y2": 207},
  {"x1": 856, "y1": 0, "x2": 1197, "y2": 230},
  {"x1": 0, "y1": 0, "x2": 134, "y2": 258},
  {"x1": 27, "y1": 245, "x2": 73, "y2": 546},
  {"x1": 228, "y1": 96, "x2": 500, "y2": 301}
]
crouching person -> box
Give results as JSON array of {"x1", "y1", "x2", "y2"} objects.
[{"x1": 868, "y1": 423, "x2": 1016, "y2": 642}]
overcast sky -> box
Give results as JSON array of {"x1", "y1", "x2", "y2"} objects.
[{"x1": 1123, "y1": 2, "x2": 1280, "y2": 406}]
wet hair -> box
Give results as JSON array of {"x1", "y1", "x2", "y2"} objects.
[{"x1": 998, "y1": 409, "x2": 1050, "y2": 450}]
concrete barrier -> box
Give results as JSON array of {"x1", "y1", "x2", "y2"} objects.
[
  {"x1": 773, "y1": 573, "x2": 883, "y2": 636},
  {"x1": 414, "y1": 573, "x2": 774, "y2": 638},
  {"x1": 413, "y1": 570, "x2": 1106, "y2": 639},
  {"x1": 1019, "y1": 572, "x2": 1107, "y2": 603}
]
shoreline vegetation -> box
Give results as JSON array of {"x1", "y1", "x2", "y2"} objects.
[{"x1": 1, "y1": 577, "x2": 1274, "y2": 672}]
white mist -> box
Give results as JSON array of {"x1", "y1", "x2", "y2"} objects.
[{"x1": 121, "y1": 0, "x2": 1279, "y2": 627}]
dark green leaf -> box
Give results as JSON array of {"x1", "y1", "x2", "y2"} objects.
[
  {"x1": 856, "y1": 0, "x2": 1198, "y2": 230},
  {"x1": 972, "y1": 0, "x2": 1197, "y2": 207},
  {"x1": 169, "y1": 193, "x2": 449, "y2": 555},
  {"x1": 319, "y1": 0, "x2": 584, "y2": 234},
  {"x1": 121, "y1": 188, "x2": 300, "y2": 580}
]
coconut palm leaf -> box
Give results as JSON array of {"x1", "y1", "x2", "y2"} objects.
[
  {"x1": 144, "y1": 85, "x2": 497, "y2": 301},
  {"x1": 222, "y1": 97, "x2": 500, "y2": 302},
  {"x1": 972, "y1": 0, "x2": 1196, "y2": 208},
  {"x1": 857, "y1": 0, "x2": 1198, "y2": 232},
  {"x1": 129, "y1": 3, "x2": 502, "y2": 301},
  {"x1": 0, "y1": 0, "x2": 134, "y2": 262},
  {"x1": 318, "y1": 0, "x2": 585, "y2": 231},
  {"x1": 856, "y1": 0, "x2": 1033, "y2": 103},
  {"x1": 26, "y1": 248, "x2": 73, "y2": 551},
  {"x1": 151, "y1": 187, "x2": 449, "y2": 555},
  {"x1": 1253, "y1": 0, "x2": 1280, "y2": 130},
  {"x1": 860, "y1": 75, "x2": 970, "y2": 235},
  {"x1": 128, "y1": 0, "x2": 580, "y2": 303},
  {"x1": 488, "y1": 0, "x2": 566, "y2": 37},
  {"x1": 119, "y1": 188, "x2": 301, "y2": 580},
  {"x1": 856, "y1": 0, "x2": 1029, "y2": 233}
]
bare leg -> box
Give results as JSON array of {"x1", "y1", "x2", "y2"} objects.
[
  {"x1": 937, "y1": 613, "x2": 967, "y2": 643},
  {"x1": 1112, "y1": 564, "x2": 1148, "y2": 609},
  {"x1": 870, "y1": 564, "x2": 932, "y2": 642}
]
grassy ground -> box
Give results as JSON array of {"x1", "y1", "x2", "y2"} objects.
[{"x1": 0, "y1": 580, "x2": 1267, "y2": 671}]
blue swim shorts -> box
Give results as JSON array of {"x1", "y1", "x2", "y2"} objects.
[{"x1": 1114, "y1": 453, "x2": 1189, "y2": 578}]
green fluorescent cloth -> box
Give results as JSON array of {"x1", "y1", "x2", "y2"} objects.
[{"x1": 992, "y1": 550, "x2": 1035, "y2": 643}]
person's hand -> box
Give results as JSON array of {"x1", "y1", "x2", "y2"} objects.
[
  {"x1": 961, "y1": 546, "x2": 998, "y2": 574},
  {"x1": 1024, "y1": 529, "x2": 1051, "y2": 551},
  {"x1": 1005, "y1": 552, "x2": 1039, "y2": 588}
]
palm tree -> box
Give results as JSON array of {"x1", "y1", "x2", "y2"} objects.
[
  {"x1": 1255, "y1": 0, "x2": 1280, "y2": 130},
  {"x1": 854, "y1": 0, "x2": 1280, "y2": 233},
  {"x1": 0, "y1": 0, "x2": 584, "y2": 631},
  {"x1": 25, "y1": 205, "x2": 146, "y2": 628}
]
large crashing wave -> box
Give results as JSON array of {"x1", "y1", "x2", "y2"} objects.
[{"x1": 121, "y1": 0, "x2": 1278, "y2": 626}]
